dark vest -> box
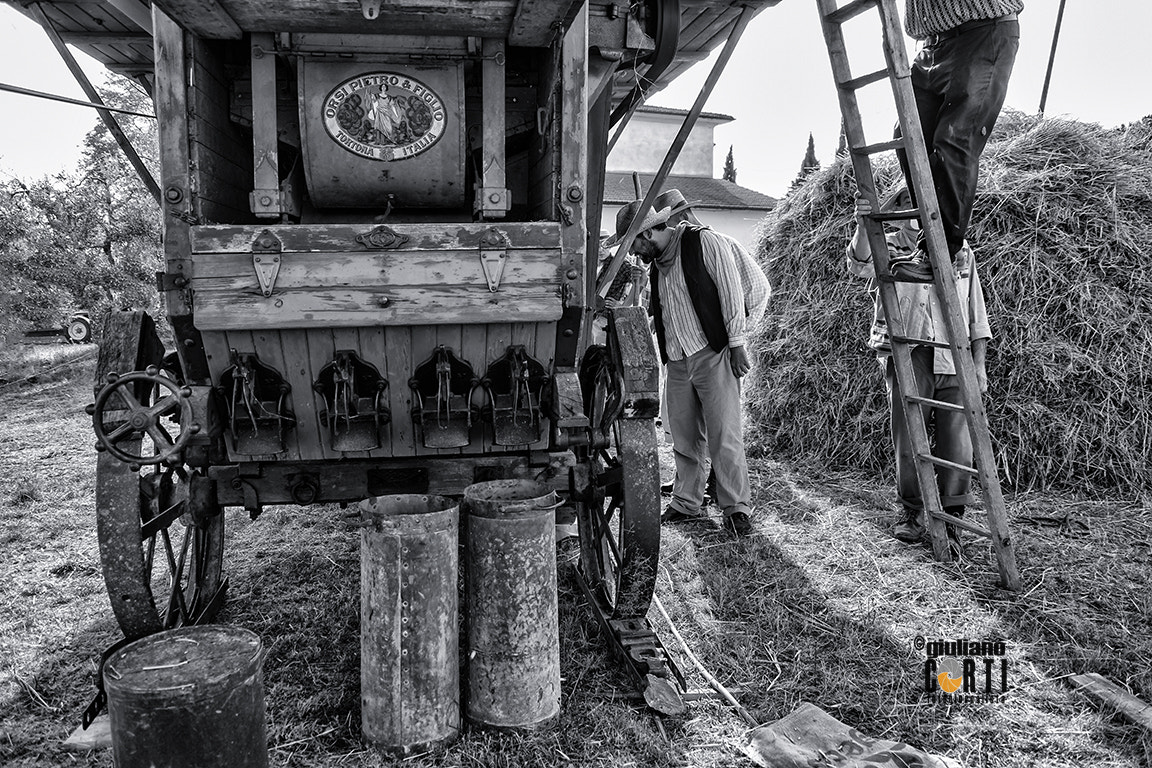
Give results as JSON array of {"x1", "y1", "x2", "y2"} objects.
[{"x1": 649, "y1": 225, "x2": 730, "y2": 364}]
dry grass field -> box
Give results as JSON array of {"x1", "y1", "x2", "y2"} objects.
[{"x1": 2, "y1": 348, "x2": 1150, "y2": 767}]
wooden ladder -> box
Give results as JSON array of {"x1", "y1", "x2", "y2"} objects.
[{"x1": 816, "y1": 0, "x2": 1021, "y2": 590}]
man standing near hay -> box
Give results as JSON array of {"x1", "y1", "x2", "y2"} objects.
[
  {"x1": 653, "y1": 188, "x2": 771, "y2": 507},
  {"x1": 889, "y1": 0, "x2": 1021, "y2": 282},
  {"x1": 607, "y1": 198, "x2": 758, "y2": 537},
  {"x1": 848, "y1": 185, "x2": 991, "y2": 549}
]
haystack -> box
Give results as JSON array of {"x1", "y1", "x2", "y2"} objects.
[{"x1": 746, "y1": 111, "x2": 1152, "y2": 497}]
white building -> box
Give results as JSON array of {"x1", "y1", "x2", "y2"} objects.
[{"x1": 601, "y1": 106, "x2": 776, "y2": 249}]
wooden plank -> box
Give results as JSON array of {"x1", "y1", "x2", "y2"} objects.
[
  {"x1": 1071, "y1": 674, "x2": 1152, "y2": 733},
  {"x1": 509, "y1": 0, "x2": 581, "y2": 47},
  {"x1": 357, "y1": 325, "x2": 394, "y2": 456},
  {"x1": 477, "y1": 37, "x2": 509, "y2": 218},
  {"x1": 305, "y1": 328, "x2": 340, "y2": 460},
  {"x1": 384, "y1": 326, "x2": 416, "y2": 454},
  {"x1": 213, "y1": 0, "x2": 515, "y2": 36},
  {"x1": 59, "y1": 31, "x2": 151, "y2": 45},
  {"x1": 249, "y1": 32, "x2": 280, "y2": 219},
  {"x1": 191, "y1": 248, "x2": 562, "y2": 286},
  {"x1": 278, "y1": 329, "x2": 325, "y2": 461},
  {"x1": 190, "y1": 222, "x2": 562, "y2": 253},
  {"x1": 150, "y1": 0, "x2": 241, "y2": 38}
]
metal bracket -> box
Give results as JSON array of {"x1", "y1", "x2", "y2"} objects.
[
  {"x1": 474, "y1": 185, "x2": 511, "y2": 217},
  {"x1": 251, "y1": 230, "x2": 282, "y2": 297},
  {"x1": 356, "y1": 224, "x2": 410, "y2": 250},
  {"x1": 478, "y1": 228, "x2": 509, "y2": 291}
]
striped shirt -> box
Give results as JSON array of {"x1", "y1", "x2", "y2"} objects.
[
  {"x1": 656, "y1": 223, "x2": 768, "y2": 362},
  {"x1": 847, "y1": 227, "x2": 991, "y2": 375},
  {"x1": 904, "y1": 0, "x2": 1023, "y2": 38}
]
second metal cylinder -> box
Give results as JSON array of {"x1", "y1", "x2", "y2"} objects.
[{"x1": 463, "y1": 479, "x2": 560, "y2": 729}]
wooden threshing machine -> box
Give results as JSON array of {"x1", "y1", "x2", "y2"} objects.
[{"x1": 8, "y1": 0, "x2": 780, "y2": 711}]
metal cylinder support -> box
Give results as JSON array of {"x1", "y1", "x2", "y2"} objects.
[
  {"x1": 463, "y1": 480, "x2": 560, "y2": 729},
  {"x1": 103, "y1": 626, "x2": 268, "y2": 768},
  {"x1": 360, "y1": 494, "x2": 461, "y2": 753}
]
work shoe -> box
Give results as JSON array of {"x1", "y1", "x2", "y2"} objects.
[
  {"x1": 724, "y1": 511, "x2": 754, "y2": 538},
  {"x1": 888, "y1": 250, "x2": 934, "y2": 283},
  {"x1": 661, "y1": 507, "x2": 704, "y2": 524},
  {"x1": 893, "y1": 508, "x2": 925, "y2": 543}
]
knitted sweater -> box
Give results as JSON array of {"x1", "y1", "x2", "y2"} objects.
[{"x1": 904, "y1": 0, "x2": 1023, "y2": 38}]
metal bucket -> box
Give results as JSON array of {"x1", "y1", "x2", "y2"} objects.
[
  {"x1": 462, "y1": 480, "x2": 560, "y2": 729},
  {"x1": 360, "y1": 494, "x2": 460, "y2": 753},
  {"x1": 103, "y1": 625, "x2": 267, "y2": 768}
]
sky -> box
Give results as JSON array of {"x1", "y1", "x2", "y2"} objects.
[{"x1": 0, "y1": 2, "x2": 1150, "y2": 198}]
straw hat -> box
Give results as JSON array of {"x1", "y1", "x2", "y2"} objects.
[
  {"x1": 604, "y1": 200, "x2": 672, "y2": 247},
  {"x1": 654, "y1": 188, "x2": 701, "y2": 217}
]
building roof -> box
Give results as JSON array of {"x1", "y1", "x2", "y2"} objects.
[
  {"x1": 632, "y1": 105, "x2": 734, "y2": 123},
  {"x1": 603, "y1": 173, "x2": 776, "y2": 211}
]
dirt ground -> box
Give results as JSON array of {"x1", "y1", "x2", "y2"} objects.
[{"x1": 2, "y1": 348, "x2": 1150, "y2": 767}]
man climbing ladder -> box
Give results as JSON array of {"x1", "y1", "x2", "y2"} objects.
[
  {"x1": 815, "y1": 0, "x2": 1022, "y2": 591},
  {"x1": 891, "y1": 0, "x2": 1022, "y2": 282}
]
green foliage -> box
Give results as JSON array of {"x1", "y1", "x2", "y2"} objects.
[{"x1": 0, "y1": 76, "x2": 160, "y2": 344}]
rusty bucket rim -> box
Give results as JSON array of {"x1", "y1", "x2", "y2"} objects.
[{"x1": 462, "y1": 479, "x2": 559, "y2": 519}]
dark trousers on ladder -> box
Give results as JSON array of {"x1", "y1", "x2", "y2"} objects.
[
  {"x1": 884, "y1": 348, "x2": 974, "y2": 513},
  {"x1": 898, "y1": 17, "x2": 1020, "y2": 256}
]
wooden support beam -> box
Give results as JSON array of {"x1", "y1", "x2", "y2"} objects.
[
  {"x1": 509, "y1": 0, "x2": 582, "y2": 47},
  {"x1": 150, "y1": 0, "x2": 242, "y2": 39},
  {"x1": 1071, "y1": 674, "x2": 1152, "y2": 733},
  {"x1": 28, "y1": 2, "x2": 161, "y2": 206},
  {"x1": 104, "y1": 0, "x2": 153, "y2": 33},
  {"x1": 475, "y1": 38, "x2": 510, "y2": 219},
  {"x1": 59, "y1": 31, "x2": 152, "y2": 46},
  {"x1": 249, "y1": 32, "x2": 281, "y2": 219}
]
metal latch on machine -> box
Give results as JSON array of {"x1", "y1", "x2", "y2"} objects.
[
  {"x1": 478, "y1": 228, "x2": 509, "y2": 292},
  {"x1": 409, "y1": 346, "x2": 478, "y2": 449},
  {"x1": 251, "y1": 229, "x2": 282, "y2": 297}
]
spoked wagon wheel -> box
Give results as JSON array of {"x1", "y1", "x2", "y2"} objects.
[
  {"x1": 91, "y1": 310, "x2": 225, "y2": 639},
  {"x1": 575, "y1": 334, "x2": 661, "y2": 620},
  {"x1": 96, "y1": 451, "x2": 225, "y2": 639}
]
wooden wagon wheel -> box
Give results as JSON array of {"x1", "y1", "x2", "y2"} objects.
[
  {"x1": 93, "y1": 311, "x2": 225, "y2": 639},
  {"x1": 97, "y1": 453, "x2": 225, "y2": 639},
  {"x1": 575, "y1": 326, "x2": 661, "y2": 620}
]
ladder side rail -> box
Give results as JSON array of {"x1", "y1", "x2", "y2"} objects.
[
  {"x1": 817, "y1": 3, "x2": 952, "y2": 560},
  {"x1": 876, "y1": 1, "x2": 1020, "y2": 588}
]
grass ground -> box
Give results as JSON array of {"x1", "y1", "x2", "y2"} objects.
[{"x1": 1, "y1": 348, "x2": 1149, "y2": 767}]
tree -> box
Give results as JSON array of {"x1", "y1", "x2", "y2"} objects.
[
  {"x1": 790, "y1": 133, "x2": 820, "y2": 190},
  {"x1": 722, "y1": 145, "x2": 737, "y2": 183},
  {"x1": 836, "y1": 121, "x2": 848, "y2": 157},
  {"x1": 0, "y1": 75, "x2": 160, "y2": 342}
]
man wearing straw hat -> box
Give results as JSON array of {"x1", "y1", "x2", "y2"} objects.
[
  {"x1": 607, "y1": 198, "x2": 756, "y2": 537},
  {"x1": 653, "y1": 189, "x2": 772, "y2": 506},
  {"x1": 847, "y1": 184, "x2": 991, "y2": 551}
]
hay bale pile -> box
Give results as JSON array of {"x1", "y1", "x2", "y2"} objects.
[{"x1": 746, "y1": 111, "x2": 1152, "y2": 497}]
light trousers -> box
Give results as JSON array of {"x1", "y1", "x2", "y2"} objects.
[{"x1": 665, "y1": 346, "x2": 751, "y2": 518}]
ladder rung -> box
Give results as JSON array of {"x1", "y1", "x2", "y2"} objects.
[
  {"x1": 841, "y1": 67, "x2": 890, "y2": 91},
  {"x1": 904, "y1": 395, "x2": 965, "y2": 412},
  {"x1": 927, "y1": 509, "x2": 991, "y2": 539},
  {"x1": 889, "y1": 335, "x2": 950, "y2": 349},
  {"x1": 871, "y1": 208, "x2": 920, "y2": 222},
  {"x1": 851, "y1": 138, "x2": 904, "y2": 156},
  {"x1": 824, "y1": 0, "x2": 878, "y2": 25},
  {"x1": 916, "y1": 453, "x2": 979, "y2": 476}
]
